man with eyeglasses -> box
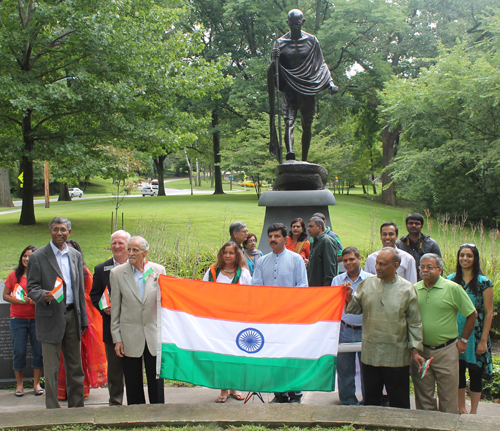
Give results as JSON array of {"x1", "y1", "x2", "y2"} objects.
[
  {"x1": 411, "y1": 253, "x2": 477, "y2": 414},
  {"x1": 396, "y1": 213, "x2": 441, "y2": 280},
  {"x1": 229, "y1": 221, "x2": 249, "y2": 249},
  {"x1": 27, "y1": 217, "x2": 88, "y2": 409},
  {"x1": 344, "y1": 247, "x2": 424, "y2": 409}
]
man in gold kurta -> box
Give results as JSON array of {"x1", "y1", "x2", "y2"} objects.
[{"x1": 345, "y1": 247, "x2": 425, "y2": 408}]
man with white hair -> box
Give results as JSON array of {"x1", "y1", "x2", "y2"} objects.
[
  {"x1": 110, "y1": 236, "x2": 166, "y2": 405},
  {"x1": 90, "y1": 229, "x2": 130, "y2": 406}
]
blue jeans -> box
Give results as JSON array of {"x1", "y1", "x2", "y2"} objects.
[
  {"x1": 10, "y1": 317, "x2": 43, "y2": 370},
  {"x1": 337, "y1": 322, "x2": 363, "y2": 405}
]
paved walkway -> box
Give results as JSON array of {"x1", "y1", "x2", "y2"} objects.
[{"x1": 1, "y1": 386, "x2": 499, "y2": 430}]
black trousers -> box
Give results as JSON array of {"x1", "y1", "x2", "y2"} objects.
[
  {"x1": 362, "y1": 362, "x2": 410, "y2": 409},
  {"x1": 122, "y1": 344, "x2": 164, "y2": 405}
]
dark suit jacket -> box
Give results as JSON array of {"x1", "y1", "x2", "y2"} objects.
[
  {"x1": 90, "y1": 258, "x2": 114, "y2": 344},
  {"x1": 27, "y1": 242, "x2": 88, "y2": 343}
]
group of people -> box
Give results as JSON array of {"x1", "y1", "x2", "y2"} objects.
[
  {"x1": 340, "y1": 213, "x2": 493, "y2": 415},
  {"x1": 3, "y1": 212, "x2": 493, "y2": 415}
]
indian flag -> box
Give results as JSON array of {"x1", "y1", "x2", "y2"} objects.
[
  {"x1": 158, "y1": 275, "x2": 346, "y2": 392},
  {"x1": 13, "y1": 284, "x2": 26, "y2": 302},
  {"x1": 143, "y1": 260, "x2": 154, "y2": 282},
  {"x1": 99, "y1": 286, "x2": 111, "y2": 310},
  {"x1": 51, "y1": 277, "x2": 64, "y2": 303}
]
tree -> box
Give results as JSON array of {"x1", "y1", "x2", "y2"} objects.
[
  {"x1": 0, "y1": 167, "x2": 14, "y2": 207},
  {"x1": 380, "y1": 31, "x2": 500, "y2": 224},
  {"x1": 0, "y1": 0, "x2": 227, "y2": 224}
]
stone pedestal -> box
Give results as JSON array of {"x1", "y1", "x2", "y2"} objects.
[
  {"x1": 257, "y1": 190, "x2": 336, "y2": 254},
  {"x1": 273, "y1": 160, "x2": 328, "y2": 191},
  {"x1": 0, "y1": 295, "x2": 34, "y2": 387}
]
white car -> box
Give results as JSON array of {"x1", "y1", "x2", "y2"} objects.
[
  {"x1": 141, "y1": 185, "x2": 157, "y2": 197},
  {"x1": 68, "y1": 187, "x2": 83, "y2": 198}
]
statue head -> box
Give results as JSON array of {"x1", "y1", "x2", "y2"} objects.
[{"x1": 287, "y1": 9, "x2": 305, "y2": 33}]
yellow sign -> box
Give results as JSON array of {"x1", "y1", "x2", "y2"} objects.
[{"x1": 18, "y1": 172, "x2": 23, "y2": 188}]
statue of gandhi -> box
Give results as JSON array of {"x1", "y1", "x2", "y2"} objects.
[{"x1": 268, "y1": 9, "x2": 338, "y2": 162}]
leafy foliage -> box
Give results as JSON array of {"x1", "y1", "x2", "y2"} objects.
[{"x1": 380, "y1": 34, "x2": 500, "y2": 225}]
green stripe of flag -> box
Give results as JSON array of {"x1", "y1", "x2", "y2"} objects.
[{"x1": 159, "y1": 343, "x2": 336, "y2": 392}]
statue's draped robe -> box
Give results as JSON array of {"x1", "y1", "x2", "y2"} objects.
[{"x1": 268, "y1": 31, "x2": 333, "y2": 161}]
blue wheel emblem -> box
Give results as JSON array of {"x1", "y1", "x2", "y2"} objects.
[{"x1": 236, "y1": 328, "x2": 264, "y2": 354}]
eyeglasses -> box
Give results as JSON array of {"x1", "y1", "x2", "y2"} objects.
[
  {"x1": 51, "y1": 228, "x2": 68, "y2": 233},
  {"x1": 418, "y1": 265, "x2": 439, "y2": 271},
  {"x1": 460, "y1": 243, "x2": 477, "y2": 249}
]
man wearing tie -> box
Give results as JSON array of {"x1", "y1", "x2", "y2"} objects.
[
  {"x1": 27, "y1": 217, "x2": 88, "y2": 409},
  {"x1": 90, "y1": 229, "x2": 130, "y2": 405},
  {"x1": 110, "y1": 235, "x2": 166, "y2": 404}
]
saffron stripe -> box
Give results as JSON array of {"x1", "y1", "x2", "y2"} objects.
[
  {"x1": 158, "y1": 275, "x2": 346, "y2": 324},
  {"x1": 160, "y1": 343, "x2": 336, "y2": 392}
]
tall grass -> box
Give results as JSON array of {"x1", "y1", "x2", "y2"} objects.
[{"x1": 135, "y1": 217, "x2": 229, "y2": 280}]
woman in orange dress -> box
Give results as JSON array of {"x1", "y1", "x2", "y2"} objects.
[
  {"x1": 57, "y1": 240, "x2": 107, "y2": 400},
  {"x1": 285, "y1": 218, "x2": 310, "y2": 264}
]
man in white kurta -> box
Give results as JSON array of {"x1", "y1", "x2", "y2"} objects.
[{"x1": 251, "y1": 222, "x2": 307, "y2": 403}]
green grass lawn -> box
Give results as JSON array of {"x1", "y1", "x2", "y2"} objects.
[{"x1": 0, "y1": 192, "x2": 413, "y2": 279}]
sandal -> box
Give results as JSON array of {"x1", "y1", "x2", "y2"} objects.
[
  {"x1": 15, "y1": 391, "x2": 24, "y2": 397},
  {"x1": 34, "y1": 389, "x2": 44, "y2": 396},
  {"x1": 230, "y1": 391, "x2": 245, "y2": 401},
  {"x1": 215, "y1": 394, "x2": 228, "y2": 403}
]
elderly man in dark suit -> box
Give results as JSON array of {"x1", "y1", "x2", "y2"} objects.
[
  {"x1": 110, "y1": 235, "x2": 166, "y2": 405},
  {"x1": 90, "y1": 229, "x2": 130, "y2": 406},
  {"x1": 27, "y1": 216, "x2": 88, "y2": 409}
]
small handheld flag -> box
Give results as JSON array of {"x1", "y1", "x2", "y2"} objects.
[
  {"x1": 13, "y1": 284, "x2": 27, "y2": 302},
  {"x1": 99, "y1": 286, "x2": 111, "y2": 310},
  {"x1": 50, "y1": 277, "x2": 64, "y2": 303},
  {"x1": 421, "y1": 357, "x2": 433, "y2": 378},
  {"x1": 143, "y1": 260, "x2": 154, "y2": 282}
]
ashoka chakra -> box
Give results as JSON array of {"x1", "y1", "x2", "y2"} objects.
[{"x1": 236, "y1": 328, "x2": 264, "y2": 354}]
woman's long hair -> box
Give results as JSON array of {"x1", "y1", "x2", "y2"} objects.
[
  {"x1": 215, "y1": 242, "x2": 247, "y2": 269},
  {"x1": 454, "y1": 244, "x2": 482, "y2": 295},
  {"x1": 288, "y1": 217, "x2": 308, "y2": 242},
  {"x1": 15, "y1": 245, "x2": 38, "y2": 282}
]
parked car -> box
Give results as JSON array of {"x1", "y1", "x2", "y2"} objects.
[
  {"x1": 151, "y1": 179, "x2": 159, "y2": 190},
  {"x1": 68, "y1": 187, "x2": 84, "y2": 198},
  {"x1": 141, "y1": 185, "x2": 157, "y2": 197}
]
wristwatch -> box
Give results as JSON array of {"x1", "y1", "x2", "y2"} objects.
[{"x1": 460, "y1": 337, "x2": 468, "y2": 344}]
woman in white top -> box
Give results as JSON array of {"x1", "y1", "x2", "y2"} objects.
[{"x1": 203, "y1": 241, "x2": 252, "y2": 402}]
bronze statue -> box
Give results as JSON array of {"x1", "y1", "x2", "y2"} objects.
[{"x1": 268, "y1": 9, "x2": 338, "y2": 163}]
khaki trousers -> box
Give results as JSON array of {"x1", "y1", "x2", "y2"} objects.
[
  {"x1": 411, "y1": 341, "x2": 459, "y2": 414},
  {"x1": 105, "y1": 342, "x2": 124, "y2": 405},
  {"x1": 41, "y1": 312, "x2": 84, "y2": 409}
]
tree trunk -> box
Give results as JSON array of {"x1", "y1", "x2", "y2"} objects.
[
  {"x1": 196, "y1": 159, "x2": 201, "y2": 187},
  {"x1": 212, "y1": 110, "x2": 224, "y2": 195},
  {"x1": 381, "y1": 125, "x2": 401, "y2": 206},
  {"x1": 210, "y1": 165, "x2": 214, "y2": 188},
  {"x1": 184, "y1": 149, "x2": 194, "y2": 196},
  {"x1": 153, "y1": 155, "x2": 167, "y2": 196},
  {"x1": 19, "y1": 111, "x2": 36, "y2": 225},
  {"x1": 0, "y1": 168, "x2": 14, "y2": 207},
  {"x1": 58, "y1": 182, "x2": 71, "y2": 201}
]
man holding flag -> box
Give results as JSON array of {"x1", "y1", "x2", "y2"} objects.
[
  {"x1": 27, "y1": 217, "x2": 88, "y2": 409},
  {"x1": 110, "y1": 236, "x2": 166, "y2": 405},
  {"x1": 252, "y1": 223, "x2": 308, "y2": 403},
  {"x1": 90, "y1": 229, "x2": 130, "y2": 406}
]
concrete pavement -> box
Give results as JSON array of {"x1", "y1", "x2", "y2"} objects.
[{"x1": 1, "y1": 386, "x2": 499, "y2": 430}]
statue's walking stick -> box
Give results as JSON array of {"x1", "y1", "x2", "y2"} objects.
[{"x1": 274, "y1": 28, "x2": 283, "y2": 164}]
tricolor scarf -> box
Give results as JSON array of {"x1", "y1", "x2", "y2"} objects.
[{"x1": 208, "y1": 264, "x2": 242, "y2": 284}]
